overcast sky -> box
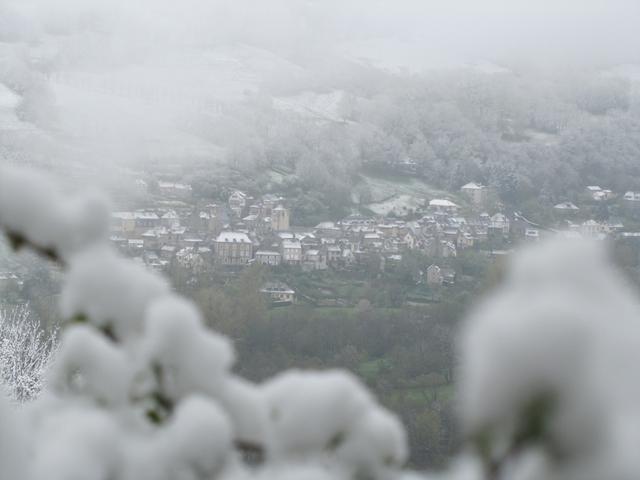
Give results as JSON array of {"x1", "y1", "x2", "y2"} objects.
[
  {"x1": 4, "y1": 0, "x2": 640, "y2": 70},
  {"x1": 2, "y1": 0, "x2": 640, "y2": 71}
]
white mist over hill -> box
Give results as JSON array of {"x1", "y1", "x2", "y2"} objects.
[{"x1": 1, "y1": 0, "x2": 640, "y2": 178}]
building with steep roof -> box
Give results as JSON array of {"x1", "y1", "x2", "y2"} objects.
[{"x1": 214, "y1": 231, "x2": 253, "y2": 265}]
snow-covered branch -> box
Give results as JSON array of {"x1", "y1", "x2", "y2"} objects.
[{"x1": 0, "y1": 166, "x2": 408, "y2": 479}]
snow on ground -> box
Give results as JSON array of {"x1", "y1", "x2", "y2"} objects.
[
  {"x1": 50, "y1": 78, "x2": 225, "y2": 165},
  {"x1": 0, "y1": 82, "x2": 24, "y2": 131},
  {"x1": 523, "y1": 128, "x2": 560, "y2": 146},
  {"x1": 273, "y1": 90, "x2": 348, "y2": 123},
  {"x1": 361, "y1": 174, "x2": 455, "y2": 203},
  {"x1": 0, "y1": 83, "x2": 20, "y2": 110},
  {"x1": 341, "y1": 38, "x2": 510, "y2": 76},
  {"x1": 38, "y1": 44, "x2": 305, "y2": 166},
  {"x1": 366, "y1": 194, "x2": 424, "y2": 217},
  {"x1": 361, "y1": 174, "x2": 460, "y2": 216}
]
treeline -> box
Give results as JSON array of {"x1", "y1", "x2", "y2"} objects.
[{"x1": 188, "y1": 68, "x2": 640, "y2": 224}]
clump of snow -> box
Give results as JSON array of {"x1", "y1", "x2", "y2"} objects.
[
  {"x1": 263, "y1": 370, "x2": 372, "y2": 456},
  {"x1": 339, "y1": 407, "x2": 408, "y2": 477},
  {"x1": 227, "y1": 463, "x2": 347, "y2": 480},
  {"x1": 156, "y1": 395, "x2": 233, "y2": 479},
  {"x1": 262, "y1": 369, "x2": 407, "y2": 477},
  {"x1": 458, "y1": 238, "x2": 640, "y2": 476},
  {"x1": 0, "y1": 166, "x2": 111, "y2": 259},
  {"x1": 30, "y1": 406, "x2": 122, "y2": 480},
  {"x1": 122, "y1": 396, "x2": 233, "y2": 480},
  {"x1": 48, "y1": 325, "x2": 131, "y2": 406},
  {"x1": 60, "y1": 246, "x2": 170, "y2": 340},
  {"x1": 219, "y1": 376, "x2": 272, "y2": 450},
  {"x1": 140, "y1": 295, "x2": 234, "y2": 401}
]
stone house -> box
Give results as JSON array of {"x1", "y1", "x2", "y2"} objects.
[{"x1": 214, "y1": 231, "x2": 253, "y2": 265}]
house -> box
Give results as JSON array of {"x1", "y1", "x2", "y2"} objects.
[
  {"x1": 271, "y1": 205, "x2": 290, "y2": 231},
  {"x1": 214, "y1": 231, "x2": 253, "y2": 265},
  {"x1": 144, "y1": 253, "x2": 168, "y2": 272},
  {"x1": 300, "y1": 233, "x2": 320, "y2": 250},
  {"x1": 457, "y1": 232, "x2": 474, "y2": 249},
  {"x1": 441, "y1": 268, "x2": 456, "y2": 286},
  {"x1": 135, "y1": 212, "x2": 161, "y2": 231},
  {"x1": 327, "y1": 245, "x2": 341, "y2": 263},
  {"x1": 160, "y1": 245, "x2": 176, "y2": 260},
  {"x1": 315, "y1": 221, "x2": 341, "y2": 239},
  {"x1": 184, "y1": 237, "x2": 205, "y2": 249},
  {"x1": 525, "y1": 228, "x2": 540, "y2": 242},
  {"x1": 260, "y1": 282, "x2": 296, "y2": 304},
  {"x1": 161, "y1": 210, "x2": 180, "y2": 228},
  {"x1": 242, "y1": 213, "x2": 260, "y2": 230},
  {"x1": 176, "y1": 247, "x2": 206, "y2": 273},
  {"x1": 624, "y1": 192, "x2": 640, "y2": 206},
  {"x1": 141, "y1": 229, "x2": 160, "y2": 249},
  {"x1": 205, "y1": 203, "x2": 222, "y2": 217},
  {"x1": 587, "y1": 186, "x2": 615, "y2": 201},
  {"x1": 461, "y1": 182, "x2": 488, "y2": 207},
  {"x1": 428, "y1": 199, "x2": 459, "y2": 215},
  {"x1": 580, "y1": 220, "x2": 607, "y2": 238},
  {"x1": 377, "y1": 224, "x2": 397, "y2": 239},
  {"x1": 362, "y1": 233, "x2": 383, "y2": 251},
  {"x1": 127, "y1": 239, "x2": 144, "y2": 252},
  {"x1": 302, "y1": 249, "x2": 327, "y2": 271},
  {"x1": 255, "y1": 250, "x2": 282, "y2": 266},
  {"x1": 593, "y1": 189, "x2": 614, "y2": 201},
  {"x1": 229, "y1": 190, "x2": 247, "y2": 217},
  {"x1": 281, "y1": 239, "x2": 302, "y2": 264},
  {"x1": 341, "y1": 248, "x2": 355, "y2": 265},
  {"x1": 111, "y1": 212, "x2": 137, "y2": 233},
  {"x1": 403, "y1": 231, "x2": 418, "y2": 249},
  {"x1": 339, "y1": 214, "x2": 375, "y2": 228},
  {"x1": 426, "y1": 264, "x2": 443, "y2": 286},
  {"x1": 109, "y1": 235, "x2": 128, "y2": 250},
  {"x1": 473, "y1": 225, "x2": 488, "y2": 242},
  {"x1": 489, "y1": 213, "x2": 510, "y2": 235},
  {"x1": 166, "y1": 226, "x2": 186, "y2": 246},
  {"x1": 440, "y1": 240, "x2": 457, "y2": 258},
  {"x1": 554, "y1": 202, "x2": 579, "y2": 213},
  {"x1": 511, "y1": 212, "x2": 540, "y2": 238},
  {"x1": 200, "y1": 212, "x2": 220, "y2": 234}
]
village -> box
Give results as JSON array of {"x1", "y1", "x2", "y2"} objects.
[
  {"x1": 95, "y1": 178, "x2": 640, "y2": 305},
  {"x1": 2, "y1": 175, "x2": 640, "y2": 306}
]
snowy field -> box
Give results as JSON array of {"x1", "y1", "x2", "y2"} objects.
[
  {"x1": 0, "y1": 83, "x2": 23, "y2": 131},
  {"x1": 273, "y1": 90, "x2": 348, "y2": 123},
  {"x1": 365, "y1": 193, "x2": 425, "y2": 217}
]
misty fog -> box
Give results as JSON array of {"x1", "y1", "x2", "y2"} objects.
[
  {"x1": 4, "y1": 1, "x2": 640, "y2": 479},
  {"x1": 2, "y1": 0, "x2": 640, "y2": 180}
]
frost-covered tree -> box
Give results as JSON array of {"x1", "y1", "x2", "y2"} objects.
[{"x1": 0, "y1": 304, "x2": 57, "y2": 402}]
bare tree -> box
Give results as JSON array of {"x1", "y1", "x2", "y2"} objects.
[{"x1": 0, "y1": 304, "x2": 57, "y2": 402}]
